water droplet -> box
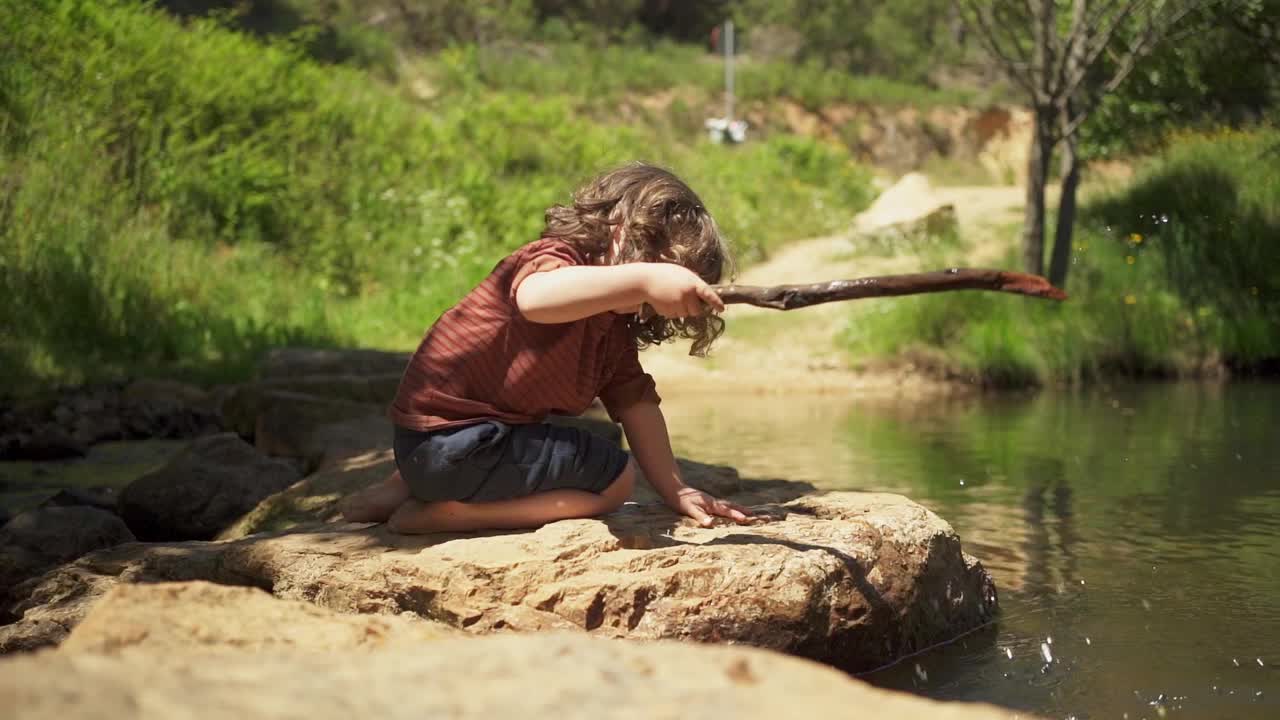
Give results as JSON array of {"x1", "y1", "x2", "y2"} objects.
[
  {"x1": 1212, "y1": 685, "x2": 1220, "y2": 694},
  {"x1": 1047, "y1": 636, "x2": 1054, "y2": 645},
  {"x1": 1080, "y1": 579, "x2": 1086, "y2": 586},
  {"x1": 1085, "y1": 637, "x2": 1092, "y2": 646},
  {"x1": 1142, "y1": 599, "x2": 1152, "y2": 611},
  {"x1": 1257, "y1": 690, "x2": 1265, "y2": 699},
  {"x1": 1233, "y1": 658, "x2": 1241, "y2": 667},
  {"x1": 914, "y1": 663, "x2": 928, "y2": 682},
  {"x1": 1161, "y1": 214, "x2": 1170, "y2": 224},
  {"x1": 1041, "y1": 642, "x2": 1054, "y2": 663},
  {"x1": 1005, "y1": 647, "x2": 1014, "y2": 660},
  {"x1": 1258, "y1": 657, "x2": 1266, "y2": 667},
  {"x1": 959, "y1": 478, "x2": 966, "y2": 486}
]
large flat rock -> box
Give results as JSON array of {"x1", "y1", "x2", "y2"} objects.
[
  {"x1": 61, "y1": 581, "x2": 456, "y2": 654},
  {"x1": 2, "y1": 620, "x2": 1029, "y2": 720},
  {"x1": 2, "y1": 491, "x2": 996, "y2": 671}
]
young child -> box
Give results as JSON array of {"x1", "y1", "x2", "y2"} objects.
[{"x1": 341, "y1": 162, "x2": 753, "y2": 534}]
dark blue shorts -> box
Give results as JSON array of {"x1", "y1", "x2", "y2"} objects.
[{"x1": 392, "y1": 421, "x2": 631, "y2": 503}]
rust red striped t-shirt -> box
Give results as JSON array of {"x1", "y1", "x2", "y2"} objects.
[{"x1": 388, "y1": 238, "x2": 661, "y2": 431}]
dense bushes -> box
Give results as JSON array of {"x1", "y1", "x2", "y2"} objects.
[{"x1": 0, "y1": 0, "x2": 873, "y2": 390}]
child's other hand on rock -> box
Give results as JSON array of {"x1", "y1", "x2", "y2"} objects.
[{"x1": 672, "y1": 487, "x2": 753, "y2": 527}]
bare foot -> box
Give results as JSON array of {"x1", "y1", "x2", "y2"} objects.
[{"x1": 339, "y1": 470, "x2": 411, "y2": 523}]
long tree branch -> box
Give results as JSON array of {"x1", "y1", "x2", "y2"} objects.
[{"x1": 713, "y1": 269, "x2": 1068, "y2": 311}]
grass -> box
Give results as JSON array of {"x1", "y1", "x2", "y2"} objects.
[
  {"x1": 0, "y1": 0, "x2": 876, "y2": 393},
  {"x1": 920, "y1": 155, "x2": 1002, "y2": 187},
  {"x1": 422, "y1": 41, "x2": 976, "y2": 113},
  {"x1": 842, "y1": 128, "x2": 1280, "y2": 386}
]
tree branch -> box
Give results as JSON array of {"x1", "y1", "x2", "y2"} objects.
[
  {"x1": 1049, "y1": 0, "x2": 1089, "y2": 105},
  {"x1": 713, "y1": 269, "x2": 1069, "y2": 311},
  {"x1": 1061, "y1": 1, "x2": 1209, "y2": 138},
  {"x1": 958, "y1": 0, "x2": 1041, "y2": 97},
  {"x1": 1061, "y1": 0, "x2": 1150, "y2": 100}
]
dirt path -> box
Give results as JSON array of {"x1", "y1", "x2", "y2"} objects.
[{"x1": 643, "y1": 174, "x2": 1030, "y2": 396}]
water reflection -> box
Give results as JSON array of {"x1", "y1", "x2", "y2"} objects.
[{"x1": 661, "y1": 382, "x2": 1280, "y2": 720}]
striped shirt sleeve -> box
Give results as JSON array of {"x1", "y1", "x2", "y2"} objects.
[{"x1": 508, "y1": 239, "x2": 583, "y2": 309}]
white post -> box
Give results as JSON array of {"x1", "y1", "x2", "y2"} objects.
[{"x1": 724, "y1": 19, "x2": 735, "y2": 124}]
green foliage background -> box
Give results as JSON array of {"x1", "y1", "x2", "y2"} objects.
[{"x1": 0, "y1": 0, "x2": 874, "y2": 391}]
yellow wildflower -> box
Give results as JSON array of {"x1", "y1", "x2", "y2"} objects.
[
  {"x1": 1130, "y1": 233, "x2": 1143, "y2": 244},
  {"x1": 1124, "y1": 294, "x2": 1137, "y2": 305},
  {"x1": 1126, "y1": 255, "x2": 1136, "y2": 265}
]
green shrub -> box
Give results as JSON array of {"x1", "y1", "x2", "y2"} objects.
[{"x1": 843, "y1": 129, "x2": 1280, "y2": 385}]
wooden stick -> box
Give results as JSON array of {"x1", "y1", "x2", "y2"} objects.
[{"x1": 712, "y1": 268, "x2": 1068, "y2": 311}]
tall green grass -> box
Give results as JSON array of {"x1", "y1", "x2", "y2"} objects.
[
  {"x1": 843, "y1": 128, "x2": 1280, "y2": 386},
  {"x1": 0, "y1": 0, "x2": 874, "y2": 392}
]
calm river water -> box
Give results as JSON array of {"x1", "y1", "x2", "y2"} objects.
[{"x1": 663, "y1": 382, "x2": 1280, "y2": 720}]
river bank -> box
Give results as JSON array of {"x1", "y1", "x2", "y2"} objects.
[{"x1": 0, "y1": 347, "x2": 1029, "y2": 719}]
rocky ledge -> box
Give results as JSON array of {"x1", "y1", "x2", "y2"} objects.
[
  {"x1": 1, "y1": 348, "x2": 998, "y2": 676},
  {"x1": 0, "y1": 581, "x2": 1026, "y2": 720},
  {"x1": 2, "y1": 482, "x2": 995, "y2": 671}
]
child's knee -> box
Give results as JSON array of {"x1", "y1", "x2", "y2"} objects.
[{"x1": 601, "y1": 460, "x2": 636, "y2": 510}]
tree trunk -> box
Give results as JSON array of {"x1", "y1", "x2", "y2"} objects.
[
  {"x1": 1048, "y1": 133, "x2": 1081, "y2": 287},
  {"x1": 1049, "y1": 0, "x2": 1088, "y2": 289},
  {"x1": 1022, "y1": 111, "x2": 1054, "y2": 276}
]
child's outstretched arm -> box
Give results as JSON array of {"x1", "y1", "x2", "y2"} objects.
[
  {"x1": 615, "y1": 400, "x2": 752, "y2": 527},
  {"x1": 516, "y1": 264, "x2": 724, "y2": 323}
]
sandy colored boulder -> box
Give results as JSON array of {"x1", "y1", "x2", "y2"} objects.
[
  {"x1": 0, "y1": 631, "x2": 1033, "y2": 720},
  {"x1": 4, "y1": 491, "x2": 996, "y2": 671},
  {"x1": 62, "y1": 581, "x2": 455, "y2": 654},
  {"x1": 118, "y1": 433, "x2": 302, "y2": 541},
  {"x1": 0, "y1": 506, "x2": 134, "y2": 607},
  {"x1": 218, "y1": 374, "x2": 401, "y2": 437},
  {"x1": 250, "y1": 391, "x2": 385, "y2": 468}
]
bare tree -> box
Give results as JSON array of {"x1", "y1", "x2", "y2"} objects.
[{"x1": 957, "y1": 0, "x2": 1230, "y2": 286}]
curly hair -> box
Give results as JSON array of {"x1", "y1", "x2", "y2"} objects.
[{"x1": 541, "y1": 162, "x2": 732, "y2": 357}]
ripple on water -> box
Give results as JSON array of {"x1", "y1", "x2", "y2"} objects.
[{"x1": 664, "y1": 382, "x2": 1280, "y2": 720}]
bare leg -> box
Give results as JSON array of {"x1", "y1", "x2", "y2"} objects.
[
  {"x1": 387, "y1": 460, "x2": 636, "y2": 534},
  {"x1": 339, "y1": 469, "x2": 411, "y2": 523}
]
